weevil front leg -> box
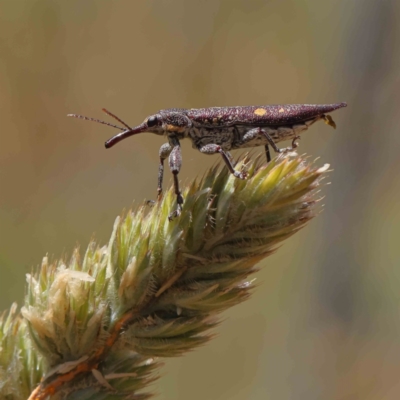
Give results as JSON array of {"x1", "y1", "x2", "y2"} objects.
[
  {"x1": 199, "y1": 144, "x2": 247, "y2": 179},
  {"x1": 146, "y1": 143, "x2": 172, "y2": 206},
  {"x1": 157, "y1": 142, "x2": 173, "y2": 199},
  {"x1": 168, "y1": 138, "x2": 184, "y2": 221}
]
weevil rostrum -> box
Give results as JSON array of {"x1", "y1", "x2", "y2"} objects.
[{"x1": 68, "y1": 102, "x2": 346, "y2": 219}]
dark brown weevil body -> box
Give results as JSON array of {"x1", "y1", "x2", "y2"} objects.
[
  {"x1": 68, "y1": 102, "x2": 347, "y2": 219},
  {"x1": 186, "y1": 103, "x2": 345, "y2": 127}
]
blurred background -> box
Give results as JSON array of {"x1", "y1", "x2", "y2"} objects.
[{"x1": 1, "y1": 0, "x2": 400, "y2": 399}]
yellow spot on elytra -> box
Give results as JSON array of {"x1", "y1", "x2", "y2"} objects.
[
  {"x1": 323, "y1": 114, "x2": 336, "y2": 129},
  {"x1": 279, "y1": 108, "x2": 285, "y2": 113},
  {"x1": 254, "y1": 108, "x2": 267, "y2": 116}
]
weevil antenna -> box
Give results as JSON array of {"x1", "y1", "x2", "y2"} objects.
[
  {"x1": 101, "y1": 108, "x2": 132, "y2": 130},
  {"x1": 67, "y1": 114, "x2": 125, "y2": 130}
]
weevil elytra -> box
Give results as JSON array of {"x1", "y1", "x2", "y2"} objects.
[{"x1": 68, "y1": 102, "x2": 346, "y2": 219}]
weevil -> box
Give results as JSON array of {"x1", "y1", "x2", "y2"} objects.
[{"x1": 68, "y1": 102, "x2": 346, "y2": 219}]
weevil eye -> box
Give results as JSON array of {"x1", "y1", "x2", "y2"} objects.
[{"x1": 147, "y1": 115, "x2": 159, "y2": 127}]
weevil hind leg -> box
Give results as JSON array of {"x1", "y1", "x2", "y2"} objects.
[
  {"x1": 243, "y1": 128, "x2": 282, "y2": 156},
  {"x1": 244, "y1": 128, "x2": 300, "y2": 161},
  {"x1": 291, "y1": 135, "x2": 301, "y2": 149},
  {"x1": 259, "y1": 129, "x2": 284, "y2": 154},
  {"x1": 199, "y1": 144, "x2": 247, "y2": 179}
]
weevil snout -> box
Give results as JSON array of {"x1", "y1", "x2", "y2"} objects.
[
  {"x1": 104, "y1": 113, "x2": 164, "y2": 148},
  {"x1": 104, "y1": 122, "x2": 148, "y2": 148}
]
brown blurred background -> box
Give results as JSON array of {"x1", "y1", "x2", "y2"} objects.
[{"x1": 1, "y1": 0, "x2": 400, "y2": 399}]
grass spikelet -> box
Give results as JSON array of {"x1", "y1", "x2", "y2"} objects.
[{"x1": 1, "y1": 153, "x2": 329, "y2": 400}]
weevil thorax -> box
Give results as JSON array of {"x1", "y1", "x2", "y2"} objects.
[{"x1": 154, "y1": 108, "x2": 192, "y2": 139}]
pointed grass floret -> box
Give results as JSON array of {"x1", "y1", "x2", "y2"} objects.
[{"x1": 1, "y1": 152, "x2": 329, "y2": 400}]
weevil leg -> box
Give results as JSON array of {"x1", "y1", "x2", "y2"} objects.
[
  {"x1": 263, "y1": 131, "x2": 302, "y2": 153},
  {"x1": 168, "y1": 139, "x2": 184, "y2": 220},
  {"x1": 243, "y1": 128, "x2": 301, "y2": 159},
  {"x1": 146, "y1": 143, "x2": 172, "y2": 206},
  {"x1": 258, "y1": 129, "x2": 282, "y2": 154},
  {"x1": 265, "y1": 145, "x2": 271, "y2": 163},
  {"x1": 157, "y1": 142, "x2": 173, "y2": 199},
  {"x1": 242, "y1": 128, "x2": 282, "y2": 157},
  {"x1": 291, "y1": 135, "x2": 301, "y2": 149},
  {"x1": 226, "y1": 151, "x2": 236, "y2": 167},
  {"x1": 199, "y1": 144, "x2": 247, "y2": 179}
]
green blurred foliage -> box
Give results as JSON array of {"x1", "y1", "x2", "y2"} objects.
[{"x1": 0, "y1": 0, "x2": 400, "y2": 399}]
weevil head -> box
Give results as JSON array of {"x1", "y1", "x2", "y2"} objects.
[
  {"x1": 145, "y1": 110, "x2": 191, "y2": 135},
  {"x1": 105, "y1": 109, "x2": 191, "y2": 148}
]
